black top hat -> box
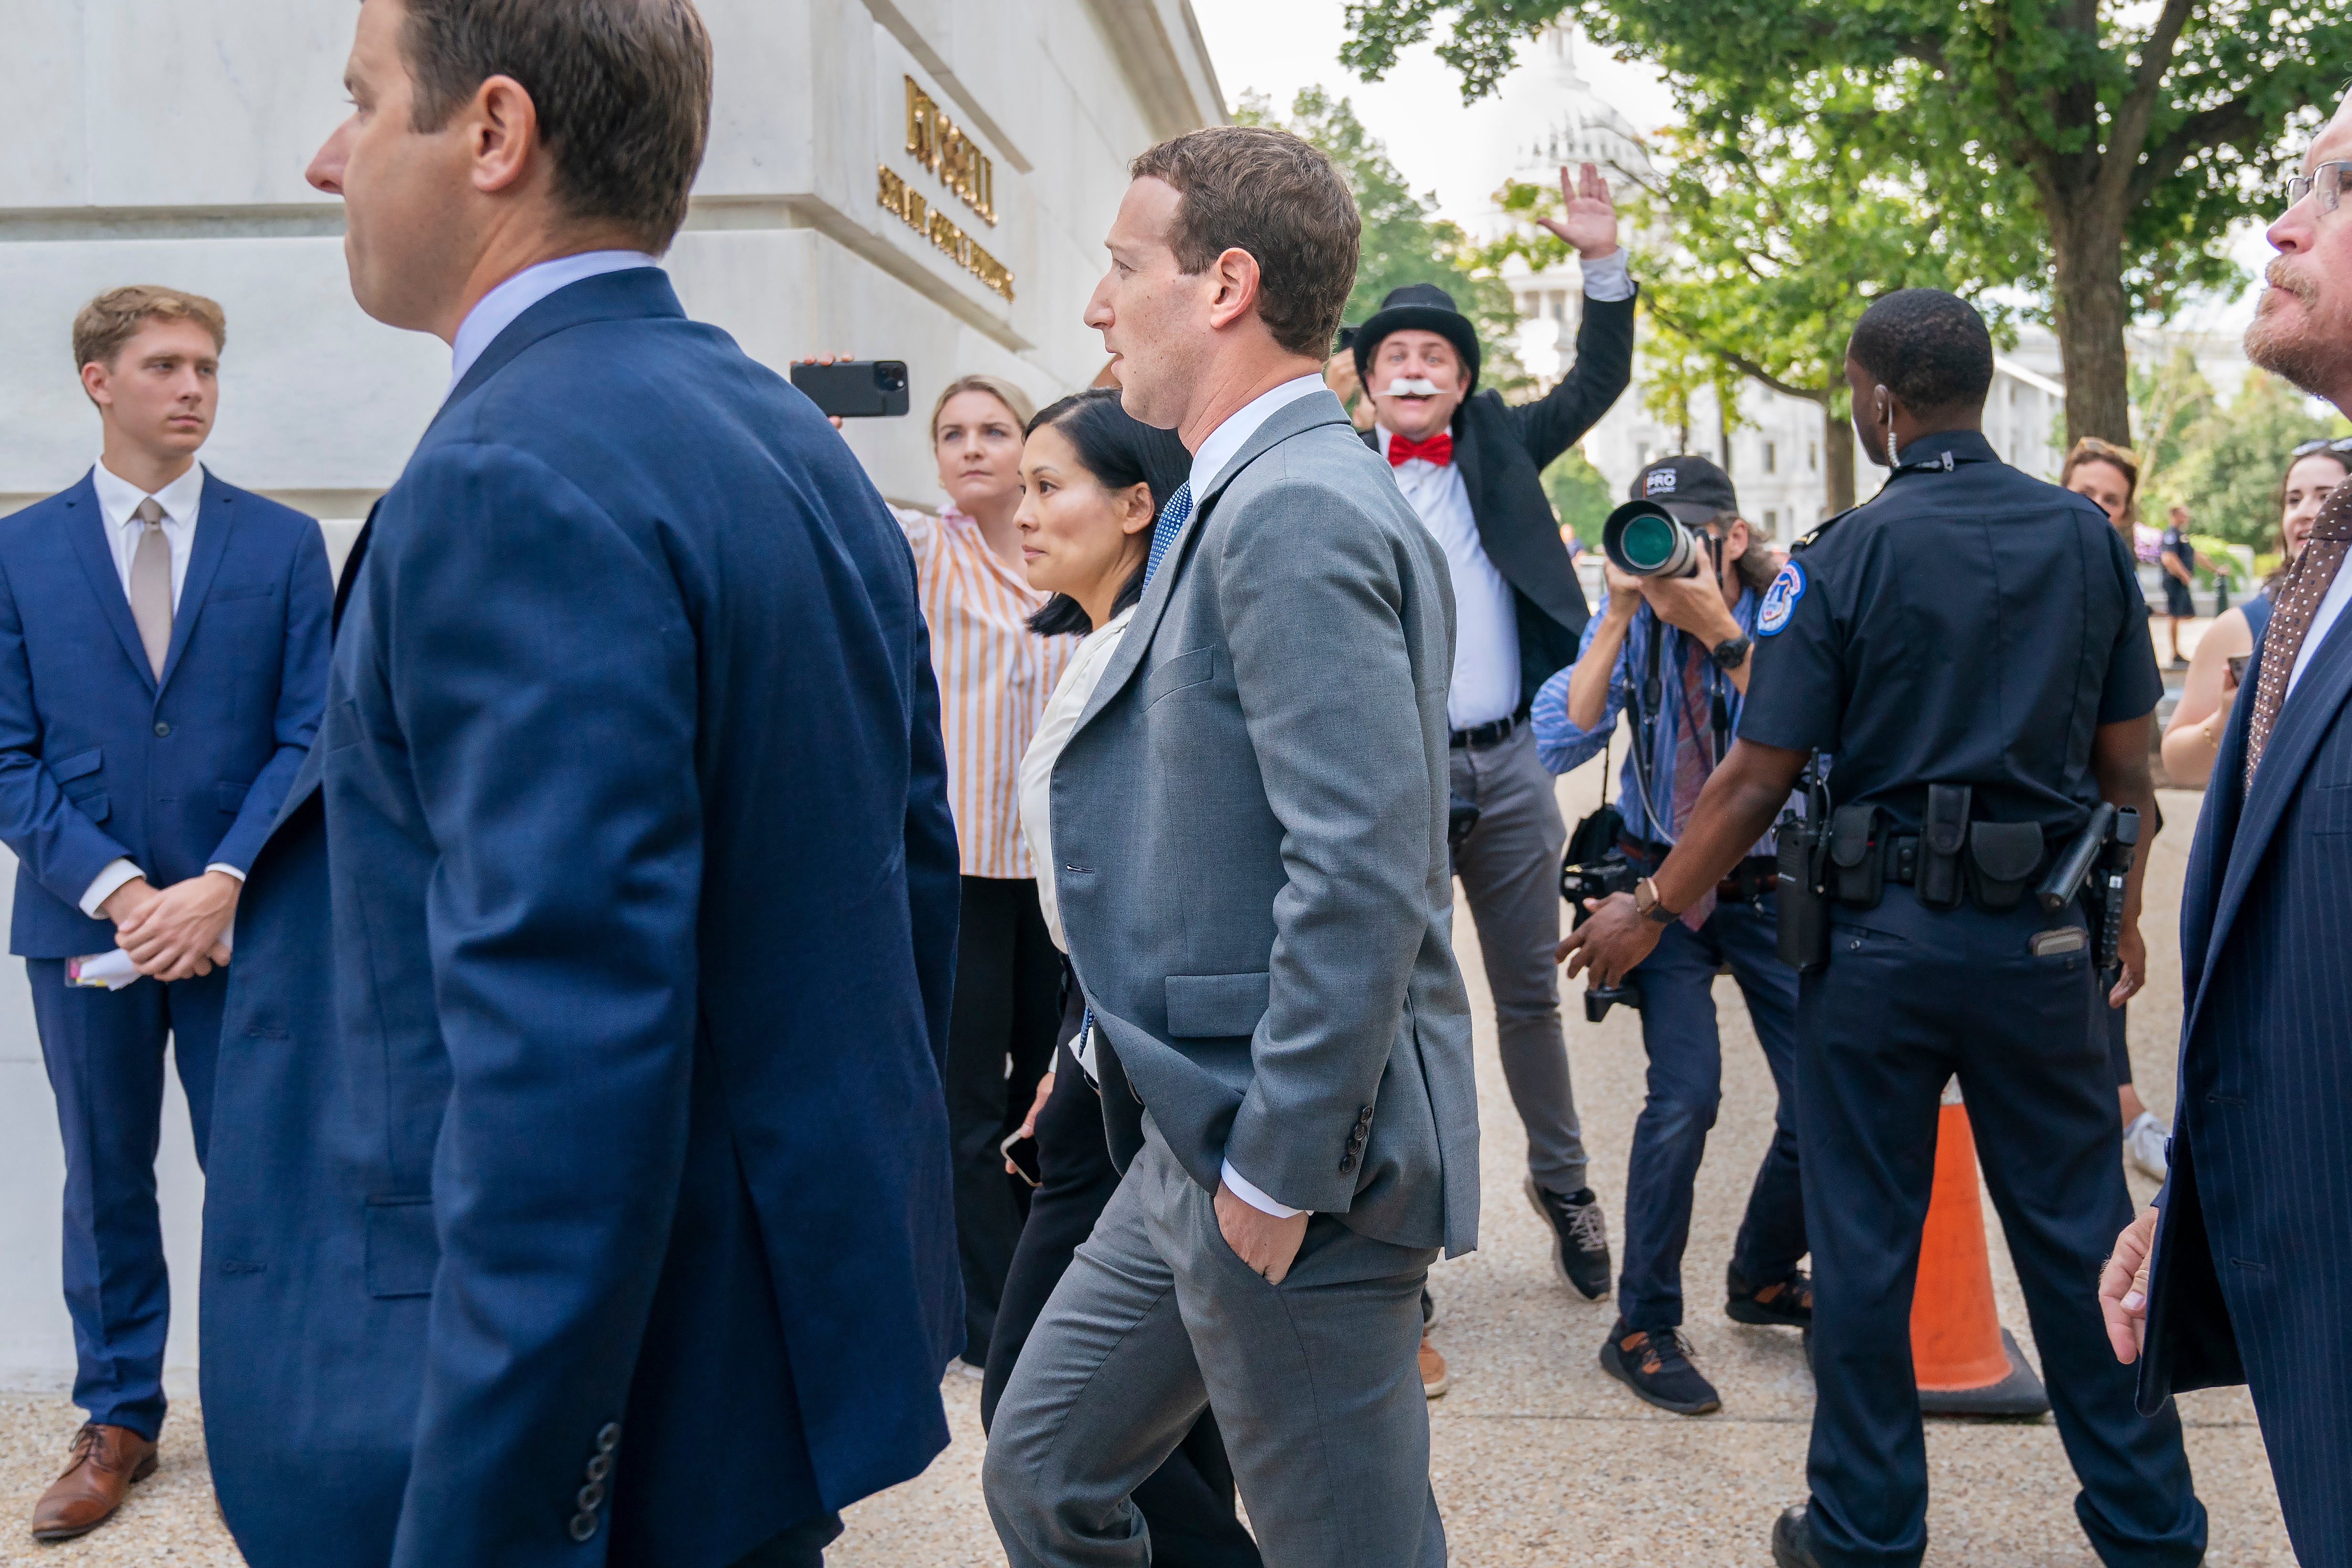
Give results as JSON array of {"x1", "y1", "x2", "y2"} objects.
[
  {"x1": 1628, "y1": 453, "x2": 1739, "y2": 524},
  {"x1": 1351, "y1": 283, "x2": 1482, "y2": 398}
]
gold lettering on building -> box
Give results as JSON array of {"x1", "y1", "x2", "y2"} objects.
[
  {"x1": 878, "y1": 166, "x2": 1014, "y2": 302},
  {"x1": 904, "y1": 77, "x2": 997, "y2": 226}
]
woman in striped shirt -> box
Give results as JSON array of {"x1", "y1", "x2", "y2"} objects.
[{"x1": 894, "y1": 373, "x2": 1078, "y2": 1377}]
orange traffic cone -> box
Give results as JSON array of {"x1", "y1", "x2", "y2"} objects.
[{"x1": 1910, "y1": 1089, "x2": 2049, "y2": 1418}]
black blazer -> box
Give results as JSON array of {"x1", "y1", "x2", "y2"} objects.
[{"x1": 1363, "y1": 290, "x2": 1635, "y2": 704}]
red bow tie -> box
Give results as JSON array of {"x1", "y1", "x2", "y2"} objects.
[{"x1": 1387, "y1": 431, "x2": 1454, "y2": 467}]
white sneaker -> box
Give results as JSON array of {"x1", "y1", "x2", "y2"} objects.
[{"x1": 2124, "y1": 1112, "x2": 2169, "y2": 1182}]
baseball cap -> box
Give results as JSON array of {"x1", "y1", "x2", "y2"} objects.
[{"x1": 1629, "y1": 454, "x2": 1739, "y2": 525}]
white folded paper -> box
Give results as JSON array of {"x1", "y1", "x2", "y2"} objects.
[{"x1": 66, "y1": 949, "x2": 141, "y2": 990}]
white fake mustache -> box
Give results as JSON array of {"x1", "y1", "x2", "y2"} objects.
[{"x1": 1382, "y1": 377, "x2": 1445, "y2": 397}]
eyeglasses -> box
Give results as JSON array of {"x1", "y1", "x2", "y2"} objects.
[
  {"x1": 2289, "y1": 436, "x2": 2352, "y2": 459},
  {"x1": 2284, "y1": 161, "x2": 2352, "y2": 213}
]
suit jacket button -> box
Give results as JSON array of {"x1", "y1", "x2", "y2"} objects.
[
  {"x1": 1338, "y1": 1154, "x2": 1357, "y2": 1174},
  {"x1": 585, "y1": 1452, "x2": 612, "y2": 1482},
  {"x1": 596, "y1": 1422, "x2": 622, "y2": 1452},
  {"x1": 576, "y1": 1481, "x2": 605, "y2": 1512},
  {"x1": 568, "y1": 1512, "x2": 598, "y2": 1542},
  {"x1": 153, "y1": 721, "x2": 171, "y2": 737}
]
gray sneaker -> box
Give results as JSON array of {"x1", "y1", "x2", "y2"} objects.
[{"x1": 2124, "y1": 1112, "x2": 2169, "y2": 1182}]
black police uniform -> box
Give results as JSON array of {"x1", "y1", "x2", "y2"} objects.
[{"x1": 1739, "y1": 430, "x2": 2205, "y2": 1568}]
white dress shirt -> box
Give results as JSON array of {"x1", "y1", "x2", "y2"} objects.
[
  {"x1": 448, "y1": 249, "x2": 661, "y2": 392},
  {"x1": 1380, "y1": 425, "x2": 1522, "y2": 728},
  {"x1": 2286, "y1": 557, "x2": 2352, "y2": 703},
  {"x1": 79, "y1": 458, "x2": 244, "y2": 917},
  {"x1": 1188, "y1": 372, "x2": 1330, "y2": 499},
  {"x1": 1178, "y1": 369, "x2": 1344, "y2": 1220},
  {"x1": 1578, "y1": 248, "x2": 1635, "y2": 303},
  {"x1": 1019, "y1": 604, "x2": 1138, "y2": 1085}
]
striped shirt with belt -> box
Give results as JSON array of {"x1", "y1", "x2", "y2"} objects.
[{"x1": 897, "y1": 506, "x2": 1076, "y2": 879}]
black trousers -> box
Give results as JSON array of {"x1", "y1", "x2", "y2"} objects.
[
  {"x1": 1798, "y1": 893, "x2": 2205, "y2": 1568},
  {"x1": 945, "y1": 875, "x2": 1063, "y2": 1363},
  {"x1": 982, "y1": 985, "x2": 1263, "y2": 1568}
]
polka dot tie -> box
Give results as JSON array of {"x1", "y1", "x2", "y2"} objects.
[
  {"x1": 1141, "y1": 481, "x2": 1193, "y2": 588},
  {"x1": 2246, "y1": 483, "x2": 2352, "y2": 791}
]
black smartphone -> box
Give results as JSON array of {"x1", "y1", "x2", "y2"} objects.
[
  {"x1": 790, "y1": 359, "x2": 910, "y2": 419},
  {"x1": 1334, "y1": 325, "x2": 1358, "y2": 352},
  {"x1": 1000, "y1": 1128, "x2": 1041, "y2": 1189},
  {"x1": 2226, "y1": 652, "x2": 2248, "y2": 687}
]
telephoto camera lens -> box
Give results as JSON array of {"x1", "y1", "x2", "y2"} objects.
[{"x1": 1602, "y1": 498, "x2": 1703, "y2": 578}]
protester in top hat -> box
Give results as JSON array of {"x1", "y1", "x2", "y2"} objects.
[
  {"x1": 1324, "y1": 162, "x2": 1634, "y2": 1322},
  {"x1": 1529, "y1": 454, "x2": 1810, "y2": 1417}
]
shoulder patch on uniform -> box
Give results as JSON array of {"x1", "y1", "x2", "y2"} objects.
[{"x1": 1758, "y1": 559, "x2": 1805, "y2": 636}]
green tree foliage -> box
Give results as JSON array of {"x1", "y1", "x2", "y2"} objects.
[
  {"x1": 2126, "y1": 345, "x2": 2218, "y2": 499},
  {"x1": 1478, "y1": 121, "x2": 2018, "y2": 508},
  {"x1": 1234, "y1": 88, "x2": 1523, "y2": 384},
  {"x1": 2159, "y1": 371, "x2": 2342, "y2": 554},
  {"x1": 1544, "y1": 446, "x2": 1614, "y2": 544},
  {"x1": 1342, "y1": 0, "x2": 2352, "y2": 446}
]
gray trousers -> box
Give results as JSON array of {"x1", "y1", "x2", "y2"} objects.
[
  {"x1": 1449, "y1": 724, "x2": 1588, "y2": 1195},
  {"x1": 984, "y1": 1125, "x2": 1444, "y2": 1568}
]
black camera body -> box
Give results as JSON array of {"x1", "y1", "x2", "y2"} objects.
[
  {"x1": 1561, "y1": 852, "x2": 1644, "y2": 1023},
  {"x1": 1601, "y1": 498, "x2": 1706, "y2": 579}
]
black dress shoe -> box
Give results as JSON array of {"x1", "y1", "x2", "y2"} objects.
[
  {"x1": 1598, "y1": 1321, "x2": 1720, "y2": 1415},
  {"x1": 1772, "y1": 1504, "x2": 1825, "y2": 1568},
  {"x1": 1727, "y1": 1264, "x2": 1814, "y2": 1328},
  {"x1": 1524, "y1": 1177, "x2": 1611, "y2": 1300}
]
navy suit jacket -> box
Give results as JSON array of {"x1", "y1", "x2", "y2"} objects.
[
  {"x1": 2143, "y1": 602, "x2": 2352, "y2": 1561},
  {"x1": 199, "y1": 269, "x2": 961, "y2": 1568},
  {"x1": 0, "y1": 471, "x2": 328, "y2": 954}
]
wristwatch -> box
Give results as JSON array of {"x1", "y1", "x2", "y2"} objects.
[
  {"x1": 1634, "y1": 875, "x2": 1679, "y2": 925},
  {"x1": 1708, "y1": 632, "x2": 1753, "y2": 672}
]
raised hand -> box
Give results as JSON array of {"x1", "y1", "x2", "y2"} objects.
[{"x1": 1536, "y1": 162, "x2": 1620, "y2": 262}]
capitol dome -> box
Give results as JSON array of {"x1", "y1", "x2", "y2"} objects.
[{"x1": 1500, "y1": 26, "x2": 1654, "y2": 191}]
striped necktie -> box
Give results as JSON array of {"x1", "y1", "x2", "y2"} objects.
[
  {"x1": 1142, "y1": 482, "x2": 1193, "y2": 587},
  {"x1": 2246, "y1": 483, "x2": 2352, "y2": 789}
]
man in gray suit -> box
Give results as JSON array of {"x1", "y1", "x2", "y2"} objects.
[{"x1": 981, "y1": 126, "x2": 1477, "y2": 1568}]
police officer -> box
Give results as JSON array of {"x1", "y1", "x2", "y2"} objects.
[{"x1": 1561, "y1": 290, "x2": 2206, "y2": 1568}]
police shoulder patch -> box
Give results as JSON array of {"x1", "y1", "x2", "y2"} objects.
[{"x1": 1757, "y1": 559, "x2": 1805, "y2": 636}]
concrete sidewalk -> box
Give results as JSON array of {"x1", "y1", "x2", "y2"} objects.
[{"x1": 0, "y1": 773, "x2": 2288, "y2": 1565}]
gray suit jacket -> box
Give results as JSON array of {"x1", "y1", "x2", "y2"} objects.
[{"x1": 1049, "y1": 388, "x2": 1479, "y2": 1257}]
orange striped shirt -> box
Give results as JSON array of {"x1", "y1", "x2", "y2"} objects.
[{"x1": 897, "y1": 506, "x2": 1076, "y2": 879}]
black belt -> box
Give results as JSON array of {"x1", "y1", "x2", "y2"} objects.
[{"x1": 1450, "y1": 712, "x2": 1522, "y2": 749}]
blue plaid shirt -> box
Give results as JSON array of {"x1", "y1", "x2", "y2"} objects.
[{"x1": 1530, "y1": 584, "x2": 1791, "y2": 853}]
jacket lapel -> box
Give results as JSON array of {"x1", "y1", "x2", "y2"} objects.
[
  {"x1": 2190, "y1": 609, "x2": 2352, "y2": 1031},
  {"x1": 1070, "y1": 390, "x2": 1353, "y2": 736},
  {"x1": 156, "y1": 475, "x2": 236, "y2": 694},
  {"x1": 63, "y1": 473, "x2": 156, "y2": 693}
]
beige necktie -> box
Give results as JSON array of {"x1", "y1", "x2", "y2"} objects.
[{"x1": 128, "y1": 497, "x2": 172, "y2": 678}]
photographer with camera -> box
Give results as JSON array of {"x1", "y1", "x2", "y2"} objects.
[
  {"x1": 1530, "y1": 455, "x2": 1809, "y2": 1417},
  {"x1": 1324, "y1": 163, "x2": 1635, "y2": 1315}
]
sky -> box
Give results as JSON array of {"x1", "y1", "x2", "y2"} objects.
[{"x1": 1187, "y1": 0, "x2": 2274, "y2": 338}]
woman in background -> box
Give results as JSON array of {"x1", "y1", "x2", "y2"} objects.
[
  {"x1": 2059, "y1": 437, "x2": 2168, "y2": 1181},
  {"x1": 890, "y1": 372, "x2": 1077, "y2": 1377},
  {"x1": 2164, "y1": 439, "x2": 2351, "y2": 787},
  {"x1": 982, "y1": 390, "x2": 1261, "y2": 1568}
]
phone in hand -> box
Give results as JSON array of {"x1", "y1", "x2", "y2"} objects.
[
  {"x1": 790, "y1": 359, "x2": 910, "y2": 419},
  {"x1": 2225, "y1": 652, "x2": 2248, "y2": 689},
  {"x1": 1000, "y1": 1128, "x2": 1042, "y2": 1189}
]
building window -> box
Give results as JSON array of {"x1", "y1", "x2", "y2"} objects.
[
  {"x1": 1764, "y1": 441, "x2": 1777, "y2": 474},
  {"x1": 1765, "y1": 508, "x2": 1779, "y2": 532},
  {"x1": 1549, "y1": 291, "x2": 1569, "y2": 322},
  {"x1": 1808, "y1": 442, "x2": 1819, "y2": 472},
  {"x1": 1635, "y1": 442, "x2": 1650, "y2": 466}
]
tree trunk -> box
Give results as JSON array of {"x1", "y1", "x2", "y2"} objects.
[
  {"x1": 1820, "y1": 395, "x2": 1855, "y2": 515},
  {"x1": 2046, "y1": 203, "x2": 2134, "y2": 446}
]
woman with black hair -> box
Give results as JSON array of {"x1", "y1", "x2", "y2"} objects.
[{"x1": 982, "y1": 390, "x2": 1261, "y2": 1568}]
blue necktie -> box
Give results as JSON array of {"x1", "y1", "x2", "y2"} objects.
[
  {"x1": 1074, "y1": 484, "x2": 1194, "y2": 1058},
  {"x1": 1142, "y1": 481, "x2": 1193, "y2": 587}
]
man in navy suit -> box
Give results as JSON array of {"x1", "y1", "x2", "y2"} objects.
[
  {"x1": 2, "y1": 285, "x2": 331, "y2": 1542},
  {"x1": 196, "y1": 3, "x2": 961, "y2": 1566},
  {"x1": 2105, "y1": 95, "x2": 2352, "y2": 1568}
]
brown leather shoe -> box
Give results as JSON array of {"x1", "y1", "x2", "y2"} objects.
[
  {"x1": 1419, "y1": 1336, "x2": 1452, "y2": 1399},
  {"x1": 31, "y1": 1423, "x2": 157, "y2": 1542}
]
